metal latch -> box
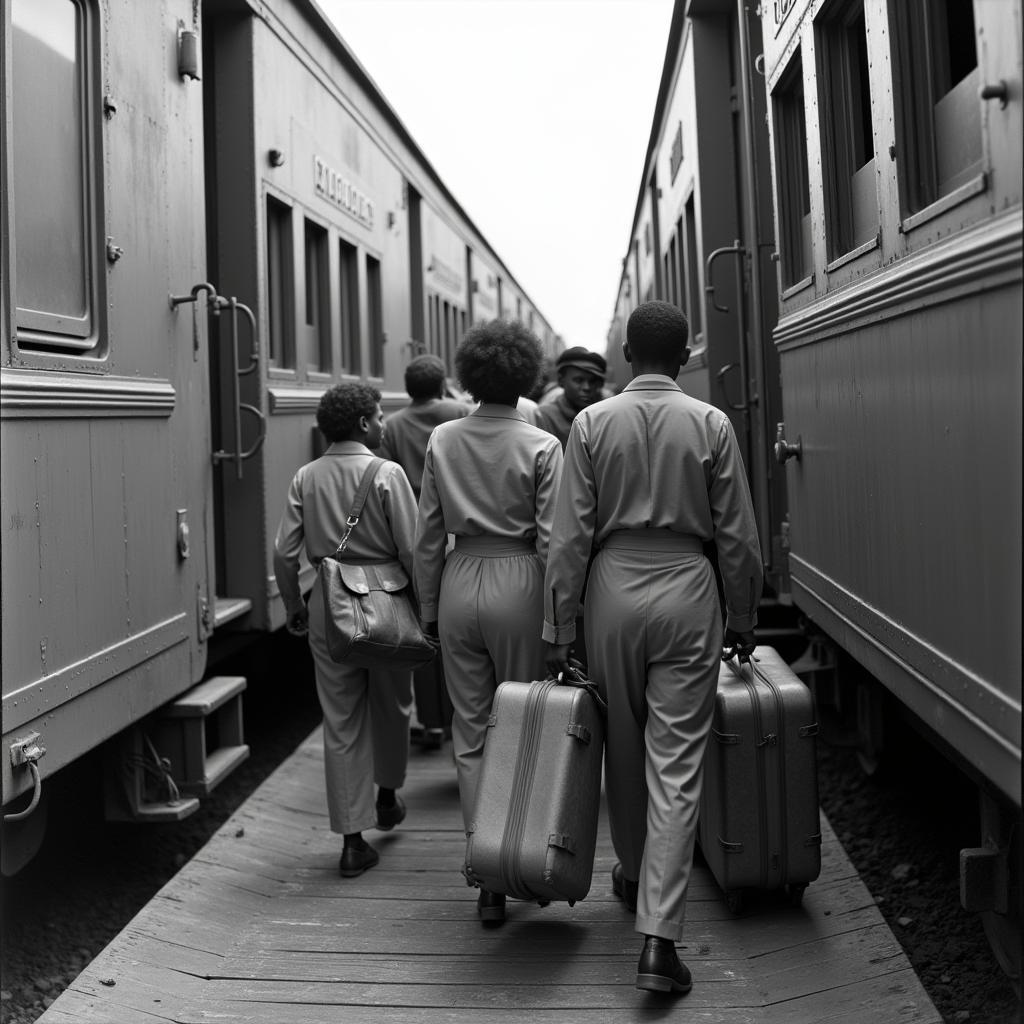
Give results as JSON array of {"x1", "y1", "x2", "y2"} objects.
[{"x1": 5, "y1": 732, "x2": 46, "y2": 823}]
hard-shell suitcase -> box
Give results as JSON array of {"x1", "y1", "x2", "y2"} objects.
[
  {"x1": 465, "y1": 675, "x2": 605, "y2": 905},
  {"x1": 698, "y1": 646, "x2": 821, "y2": 912}
]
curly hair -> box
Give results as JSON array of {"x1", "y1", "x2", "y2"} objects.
[
  {"x1": 316, "y1": 383, "x2": 381, "y2": 443},
  {"x1": 404, "y1": 354, "x2": 447, "y2": 399},
  {"x1": 455, "y1": 320, "x2": 543, "y2": 403},
  {"x1": 626, "y1": 301, "x2": 689, "y2": 363}
]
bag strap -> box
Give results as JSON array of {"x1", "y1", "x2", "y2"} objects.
[
  {"x1": 555, "y1": 668, "x2": 609, "y2": 717},
  {"x1": 333, "y1": 458, "x2": 384, "y2": 556}
]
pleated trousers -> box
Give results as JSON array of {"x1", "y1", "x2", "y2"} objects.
[
  {"x1": 584, "y1": 530, "x2": 722, "y2": 940},
  {"x1": 307, "y1": 581, "x2": 413, "y2": 835},
  {"x1": 438, "y1": 536, "x2": 548, "y2": 831}
]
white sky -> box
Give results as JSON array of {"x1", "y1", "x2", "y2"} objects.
[{"x1": 316, "y1": 0, "x2": 675, "y2": 353}]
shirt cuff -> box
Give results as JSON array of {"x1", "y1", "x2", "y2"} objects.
[
  {"x1": 542, "y1": 620, "x2": 576, "y2": 645},
  {"x1": 725, "y1": 609, "x2": 758, "y2": 634},
  {"x1": 419, "y1": 602, "x2": 438, "y2": 623}
]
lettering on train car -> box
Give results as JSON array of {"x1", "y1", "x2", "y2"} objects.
[
  {"x1": 428, "y1": 256, "x2": 463, "y2": 293},
  {"x1": 669, "y1": 121, "x2": 683, "y2": 184},
  {"x1": 313, "y1": 155, "x2": 374, "y2": 228},
  {"x1": 773, "y1": 0, "x2": 797, "y2": 34}
]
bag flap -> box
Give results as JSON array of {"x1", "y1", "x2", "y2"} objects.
[{"x1": 335, "y1": 561, "x2": 409, "y2": 594}]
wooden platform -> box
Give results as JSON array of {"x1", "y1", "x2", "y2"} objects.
[{"x1": 39, "y1": 731, "x2": 942, "y2": 1023}]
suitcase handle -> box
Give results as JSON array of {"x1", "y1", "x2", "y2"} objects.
[{"x1": 554, "y1": 669, "x2": 608, "y2": 717}]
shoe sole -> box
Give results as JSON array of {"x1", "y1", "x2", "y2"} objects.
[
  {"x1": 339, "y1": 861, "x2": 378, "y2": 878},
  {"x1": 635, "y1": 973, "x2": 692, "y2": 994}
]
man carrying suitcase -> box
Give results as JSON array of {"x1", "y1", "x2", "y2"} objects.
[{"x1": 543, "y1": 300, "x2": 762, "y2": 994}]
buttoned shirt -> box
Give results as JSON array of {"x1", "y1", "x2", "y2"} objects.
[
  {"x1": 378, "y1": 398, "x2": 470, "y2": 495},
  {"x1": 415, "y1": 404, "x2": 564, "y2": 622},
  {"x1": 273, "y1": 442, "x2": 418, "y2": 615},
  {"x1": 543, "y1": 374, "x2": 763, "y2": 643}
]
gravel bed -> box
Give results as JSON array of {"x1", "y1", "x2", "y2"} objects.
[{"x1": 1, "y1": 635, "x2": 1019, "y2": 1023}]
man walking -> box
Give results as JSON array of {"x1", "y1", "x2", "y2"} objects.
[
  {"x1": 543, "y1": 301, "x2": 762, "y2": 993},
  {"x1": 535, "y1": 346, "x2": 607, "y2": 450}
]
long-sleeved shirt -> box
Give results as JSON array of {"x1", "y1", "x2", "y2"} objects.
[
  {"x1": 378, "y1": 398, "x2": 470, "y2": 495},
  {"x1": 273, "y1": 441, "x2": 418, "y2": 616},
  {"x1": 415, "y1": 404, "x2": 564, "y2": 622},
  {"x1": 543, "y1": 374, "x2": 763, "y2": 644}
]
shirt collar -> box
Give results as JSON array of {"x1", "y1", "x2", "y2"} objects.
[
  {"x1": 473, "y1": 403, "x2": 527, "y2": 421},
  {"x1": 623, "y1": 374, "x2": 683, "y2": 393},
  {"x1": 325, "y1": 440, "x2": 374, "y2": 455}
]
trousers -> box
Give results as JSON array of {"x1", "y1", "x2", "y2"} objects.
[
  {"x1": 584, "y1": 530, "x2": 722, "y2": 940},
  {"x1": 438, "y1": 536, "x2": 548, "y2": 831},
  {"x1": 307, "y1": 581, "x2": 413, "y2": 835}
]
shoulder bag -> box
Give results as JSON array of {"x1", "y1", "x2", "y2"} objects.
[{"x1": 319, "y1": 458, "x2": 436, "y2": 669}]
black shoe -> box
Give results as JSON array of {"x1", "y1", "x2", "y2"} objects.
[
  {"x1": 339, "y1": 842, "x2": 379, "y2": 878},
  {"x1": 477, "y1": 889, "x2": 506, "y2": 926},
  {"x1": 636, "y1": 936, "x2": 692, "y2": 994},
  {"x1": 612, "y1": 862, "x2": 638, "y2": 913},
  {"x1": 375, "y1": 794, "x2": 406, "y2": 831},
  {"x1": 421, "y1": 728, "x2": 444, "y2": 750}
]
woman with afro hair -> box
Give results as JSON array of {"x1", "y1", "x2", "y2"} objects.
[
  {"x1": 414, "y1": 320, "x2": 563, "y2": 926},
  {"x1": 274, "y1": 382, "x2": 419, "y2": 880}
]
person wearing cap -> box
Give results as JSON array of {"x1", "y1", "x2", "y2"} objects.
[
  {"x1": 535, "y1": 347, "x2": 608, "y2": 450},
  {"x1": 543, "y1": 301, "x2": 762, "y2": 994}
]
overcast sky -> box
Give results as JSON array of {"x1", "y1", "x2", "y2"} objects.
[{"x1": 317, "y1": 0, "x2": 675, "y2": 354}]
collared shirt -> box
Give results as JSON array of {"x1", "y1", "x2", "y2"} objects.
[
  {"x1": 415, "y1": 404, "x2": 564, "y2": 622},
  {"x1": 273, "y1": 441, "x2": 418, "y2": 615},
  {"x1": 542, "y1": 374, "x2": 763, "y2": 643},
  {"x1": 534, "y1": 393, "x2": 578, "y2": 450},
  {"x1": 378, "y1": 398, "x2": 470, "y2": 495}
]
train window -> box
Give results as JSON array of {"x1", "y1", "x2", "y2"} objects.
[
  {"x1": 816, "y1": 0, "x2": 877, "y2": 259},
  {"x1": 366, "y1": 255, "x2": 383, "y2": 378},
  {"x1": 773, "y1": 54, "x2": 813, "y2": 288},
  {"x1": 682, "y1": 197, "x2": 703, "y2": 342},
  {"x1": 338, "y1": 238, "x2": 360, "y2": 375},
  {"x1": 890, "y1": 0, "x2": 982, "y2": 218},
  {"x1": 266, "y1": 196, "x2": 295, "y2": 368},
  {"x1": 441, "y1": 300, "x2": 452, "y2": 373},
  {"x1": 12, "y1": 0, "x2": 98, "y2": 352},
  {"x1": 303, "y1": 219, "x2": 330, "y2": 373}
]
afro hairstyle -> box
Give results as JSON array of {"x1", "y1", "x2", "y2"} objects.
[
  {"x1": 455, "y1": 319, "x2": 543, "y2": 404},
  {"x1": 316, "y1": 382, "x2": 382, "y2": 443}
]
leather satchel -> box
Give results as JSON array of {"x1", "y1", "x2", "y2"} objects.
[{"x1": 319, "y1": 459, "x2": 436, "y2": 669}]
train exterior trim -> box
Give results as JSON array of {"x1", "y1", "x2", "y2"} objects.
[{"x1": 1, "y1": 0, "x2": 559, "y2": 845}]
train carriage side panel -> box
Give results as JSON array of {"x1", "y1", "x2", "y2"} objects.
[
  {"x1": 2, "y1": 0, "x2": 214, "y2": 803},
  {"x1": 421, "y1": 203, "x2": 470, "y2": 377},
  {"x1": 762, "y1": 0, "x2": 1022, "y2": 806},
  {"x1": 469, "y1": 252, "x2": 500, "y2": 326}
]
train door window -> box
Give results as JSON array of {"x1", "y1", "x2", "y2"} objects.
[
  {"x1": 303, "y1": 219, "x2": 330, "y2": 373},
  {"x1": 266, "y1": 196, "x2": 295, "y2": 368},
  {"x1": 773, "y1": 54, "x2": 813, "y2": 288},
  {"x1": 816, "y1": 0, "x2": 877, "y2": 259},
  {"x1": 12, "y1": 0, "x2": 98, "y2": 352},
  {"x1": 366, "y1": 255, "x2": 384, "y2": 378},
  {"x1": 338, "y1": 238, "x2": 360, "y2": 375},
  {"x1": 682, "y1": 197, "x2": 703, "y2": 342},
  {"x1": 890, "y1": 0, "x2": 982, "y2": 218}
]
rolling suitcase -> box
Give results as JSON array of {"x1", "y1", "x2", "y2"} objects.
[
  {"x1": 698, "y1": 646, "x2": 821, "y2": 912},
  {"x1": 465, "y1": 674, "x2": 605, "y2": 905}
]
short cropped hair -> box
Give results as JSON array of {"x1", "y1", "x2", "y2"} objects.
[
  {"x1": 455, "y1": 320, "x2": 543, "y2": 404},
  {"x1": 626, "y1": 301, "x2": 689, "y2": 363},
  {"x1": 316, "y1": 382, "x2": 381, "y2": 443},
  {"x1": 404, "y1": 354, "x2": 447, "y2": 399}
]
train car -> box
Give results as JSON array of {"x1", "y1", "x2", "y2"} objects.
[
  {"x1": 609, "y1": 0, "x2": 1021, "y2": 980},
  {"x1": 1, "y1": 0, "x2": 556, "y2": 870}
]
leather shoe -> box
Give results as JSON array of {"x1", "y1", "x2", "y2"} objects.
[
  {"x1": 477, "y1": 889, "x2": 506, "y2": 926},
  {"x1": 339, "y1": 842, "x2": 379, "y2": 878},
  {"x1": 375, "y1": 794, "x2": 406, "y2": 831},
  {"x1": 612, "y1": 862, "x2": 638, "y2": 913},
  {"x1": 636, "y1": 936, "x2": 692, "y2": 994}
]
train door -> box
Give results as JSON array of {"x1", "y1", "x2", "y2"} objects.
[{"x1": 2, "y1": 0, "x2": 215, "y2": 855}]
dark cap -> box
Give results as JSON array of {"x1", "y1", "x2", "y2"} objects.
[{"x1": 556, "y1": 346, "x2": 607, "y2": 381}]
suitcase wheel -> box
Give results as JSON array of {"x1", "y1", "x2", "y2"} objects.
[
  {"x1": 725, "y1": 890, "x2": 744, "y2": 914},
  {"x1": 785, "y1": 883, "x2": 807, "y2": 907},
  {"x1": 538, "y1": 899, "x2": 551, "y2": 908}
]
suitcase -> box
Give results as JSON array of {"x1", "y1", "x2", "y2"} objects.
[
  {"x1": 698, "y1": 646, "x2": 821, "y2": 912},
  {"x1": 465, "y1": 674, "x2": 605, "y2": 905}
]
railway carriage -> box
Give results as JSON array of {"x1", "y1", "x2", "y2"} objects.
[
  {"x1": 1, "y1": 0, "x2": 559, "y2": 870},
  {"x1": 609, "y1": 0, "x2": 1021, "y2": 979}
]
